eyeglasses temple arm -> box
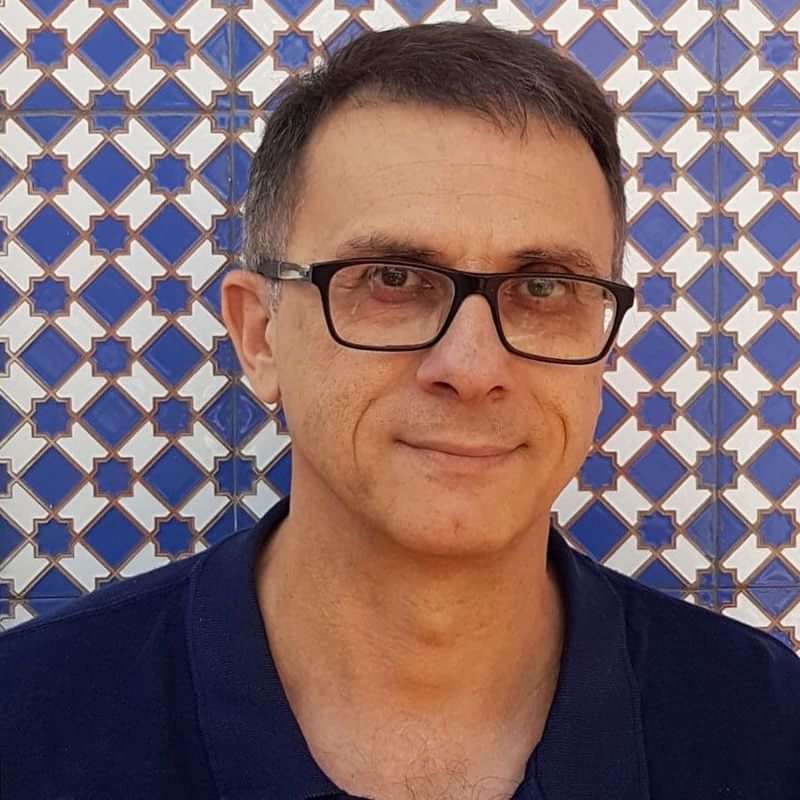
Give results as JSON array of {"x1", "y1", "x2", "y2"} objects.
[{"x1": 254, "y1": 260, "x2": 312, "y2": 281}]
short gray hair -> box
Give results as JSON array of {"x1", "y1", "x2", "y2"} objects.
[{"x1": 243, "y1": 20, "x2": 626, "y2": 311}]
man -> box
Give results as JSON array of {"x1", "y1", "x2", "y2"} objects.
[{"x1": 1, "y1": 20, "x2": 799, "y2": 800}]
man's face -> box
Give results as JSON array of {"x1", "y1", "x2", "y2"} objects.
[{"x1": 235, "y1": 101, "x2": 615, "y2": 557}]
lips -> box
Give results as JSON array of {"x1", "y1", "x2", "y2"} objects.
[{"x1": 401, "y1": 441, "x2": 518, "y2": 458}]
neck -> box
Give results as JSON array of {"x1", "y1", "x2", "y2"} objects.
[{"x1": 256, "y1": 476, "x2": 564, "y2": 741}]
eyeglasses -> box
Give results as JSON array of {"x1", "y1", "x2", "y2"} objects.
[{"x1": 253, "y1": 257, "x2": 635, "y2": 365}]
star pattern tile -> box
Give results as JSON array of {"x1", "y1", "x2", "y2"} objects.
[{"x1": 1, "y1": 0, "x2": 800, "y2": 655}]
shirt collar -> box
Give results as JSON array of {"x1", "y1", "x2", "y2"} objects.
[{"x1": 189, "y1": 495, "x2": 649, "y2": 800}]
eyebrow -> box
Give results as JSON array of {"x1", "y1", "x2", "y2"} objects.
[{"x1": 333, "y1": 232, "x2": 606, "y2": 278}]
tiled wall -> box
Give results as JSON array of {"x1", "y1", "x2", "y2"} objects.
[{"x1": 1, "y1": 0, "x2": 800, "y2": 652}]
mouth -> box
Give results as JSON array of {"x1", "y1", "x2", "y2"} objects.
[{"x1": 398, "y1": 441, "x2": 521, "y2": 472}]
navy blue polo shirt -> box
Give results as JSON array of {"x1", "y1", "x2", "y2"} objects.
[{"x1": 2, "y1": 494, "x2": 800, "y2": 799}]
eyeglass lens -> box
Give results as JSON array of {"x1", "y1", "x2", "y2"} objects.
[{"x1": 328, "y1": 263, "x2": 618, "y2": 361}]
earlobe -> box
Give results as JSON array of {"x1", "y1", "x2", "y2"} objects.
[{"x1": 221, "y1": 269, "x2": 282, "y2": 405}]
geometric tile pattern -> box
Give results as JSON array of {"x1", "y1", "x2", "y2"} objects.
[{"x1": 1, "y1": 0, "x2": 800, "y2": 655}]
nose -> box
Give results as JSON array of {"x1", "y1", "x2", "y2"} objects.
[{"x1": 415, "y1": 294, "x2": 513, "y2": 401}]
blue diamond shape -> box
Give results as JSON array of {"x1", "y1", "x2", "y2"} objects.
[
  {"x1": 0, "y1": 30, "x2": 14, "y2": 70},
  {"x1": 0, "y1": 519, "x2": 25, "y2": 562},
  {"x1": 22, "y1": 447, "x2": 82, "y2": 508},
  {"x1": 568, "y1": 20, "x2": 626, "y2": 77},
  {"x1": 752, "y1": 80, "x2": 800, "y2": 113},
  {"x1": 200, "y1": 145, "x2": 233, "y2": 201},
  {"x1": 637, "y1": 559, "x2": 685, "y2": 590},
  {"x1": 686, "y1": 146, "x2": 714, "y2": 197},
  {"x1": 718, "y1": 143, "x2": 749, "y2": 199},
  {"x1": 203, "y1": 25, "x2": 231, "y2": 75},
  {"x1": 266, "y1": 448, "x2": 292, "y2": 495},
  {"x1": 141, "y1": 204, "x2": 202, "y2": 263},
  {"x1": 377, "y1": 0, "x2": 436, "y2": 22},
  {"x1": 143, "y1": 446, "x2": 204, "y2": 505},
  {"x1": 569, "y1": 500, "x2": 627, "y2": 560},
  {"x1": 30, "y1": 276, "x2": 68, "y2": 316},
  {"x1": 0, "y1": 396, "x2": 22, "y2": 441},
  {"x1": 79, "y1": 142, "x2": 139, "y2": 203},
  {"x1": 628, "y1": 322, "x2": 687, "y2": 381},
  {"x1": 629, "y1": 441, "x2": 685, "y2": 500},
  {"x1": 141, "y1": 79, "x2": 200, "y2": 111},
  {"x1": 749, "y1": 440, "x2": 800, "y2": 500},
  {"x1": 33, "y1": 518, "x2": 72, "y2": 557},
  {"x1": 594, "y1": 387, "x2": 627, "y2": 440},
  {"x1": 637, "y1": 0, "x2": 678, "y2": 19},
  {"x1": 629, "y1": 80, "x2": 685, "y2": 115},
  {"x1": 749, "y1": 585, "x2": 800, "y2": 616},
  {"x1": 201, "y1": 505, "x2": 236, "y2": 545},
  {"x1": 31, "y1": 397, "x2": 70, "y2": 437},
  {"x1": 719, "y1": 382, "x2": 750, "y2": 437},
  {"x1": 19, "y1": 327, "x2": 80, "y2": 386},
  {"x1": 78, "y1": 18, "x2": 138, "y2": 79},
  {"x1": 19, "y1": 113, "x2": 73, "y2": 144},
  {"x1": 18, "y1": 205, "x2": 80, "y2": 265},
  {"x1": 232, "y1": 21, "x2": 261, "y2": 77},
  {"x1": 83, "y1": 507, "x2": 144, "y2": 568},
  {"x1": 629, "y1": 202, "x2": 686, "y2": 260},
  {"x1": 20, "y1": 79, "x2": 77, "y2": 111},
  {"x1": 750, "y1": 322, "x2": 800, "y2": 380},
  {"x1": 82, "y1": 265, "x2": 141, "y2": 326},
  {"x1": 83, "y1": 386, "x2": 142, "y2": 447},
  {"x1": 0, "y1": 156, "x2": 14, "y2": 195},
  {"x1": 142, "y1": 327, "x2": 202, "y2": 384},
  {"x1": 150, "y1": 0, "x2": 192, "y2": 17},
  {"x1": 752, "y1": 556, "x2": 799, "y2": 586},
  {"x1": 717, "y1": 21, "x2": 749, "y2": 79},
  {"x1": 687, "y1": 24, "x2": 715, "y2": 77},
  {"x1": 0, "y1": 278, "x2": 17, "y2": 319},
  {"x1": 203, "y1": 384, "x2": 266, "y2": 443},
  {"x1": 758, "y1": 0, "x2": 797, "y2": 21},
  {"x1": 751, "y1": 202, "x2": 800, "y2": 260},
  {"x1": 155, "y1": 518, "x2": 193, "y2": 556},
  {"x1": 28, "y1": 154, "x2": 67, "y2": 193},
  {"x1": 27, "y1": 567, "x2": 81, "y2": 598},
  {"x1": 718, "y1": 502, "x2": 749, "y2": 558}
]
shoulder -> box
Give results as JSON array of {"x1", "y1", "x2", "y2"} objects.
[
  {"x1": 586, "y1": 552, "x2": 800, "y2": 728},
  {"x1": 0, "y1": 547, "x2": 204, "y2": 666}
]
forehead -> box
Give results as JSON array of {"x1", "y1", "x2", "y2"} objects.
[{"x1": 291, "y1": 101, "x2": 615, "y2": 275}]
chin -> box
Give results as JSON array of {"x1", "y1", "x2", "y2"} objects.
[{"x1": 375, "y1": 497, "x2": 523, "y2": 559}]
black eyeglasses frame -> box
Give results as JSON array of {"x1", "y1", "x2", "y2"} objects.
[{"x1": 253, "y1": 256, "x2": 635, "y2": 366}]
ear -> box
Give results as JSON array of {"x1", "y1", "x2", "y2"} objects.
[{"x1": 221, "y1": 269, "x2": 281, "y2": 404}]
